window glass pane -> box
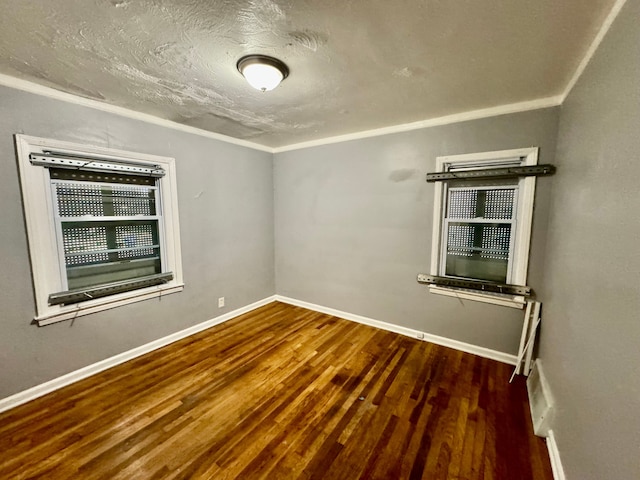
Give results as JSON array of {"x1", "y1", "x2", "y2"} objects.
[
  {"x1": 448, "y1": 190, "x2": 478, "y2": 219},
  {"x1": 62, "y1": 225, "x2": 109, "y2": 266},
  {"x1": 446, "y1": 224, "x2": 475, "y2": 257},
  {"x1": 484, "y1": 189, "x2": 514, "y2": 219},
  {"x1": 445, "y1": 223, "x2": 511, "y2": 283},
  {"x1": 444, "y1": 186, "x2": 516, "y2": 284},
  {"x1": 55, "y1": 176, "x2": 162, "y2": 291},
  {"x1": 447, "y1": 187, "x2": 516, "y2": 220},
  {"x1": 61, "y1": 221, "x2": 161, "y2": 290},
  {"x1": 61, "y1": 220, "x2": 161, "y2": 290},
  {"x1": 480, "y1": 225, "x2": 511, "y2": 261},
  {"x1": 55, "y1": 182, "x2": 156, "y2": 218},
  {"x1": 56, "y1": 184, "x2": 104, "y2": 217},
  {"x1": 111, "y1": 185, "x2": 156, "y2": 216},
  {"x1": 115, "y1": 223, "x2": 156, "y2": 258}
]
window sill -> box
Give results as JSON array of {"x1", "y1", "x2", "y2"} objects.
[
  {"x1": 429, "y1": 285, "x2": 525, "y2": 309},
  {"x1": 35, "y1": 283, "x2": 184, "y2": 326}
]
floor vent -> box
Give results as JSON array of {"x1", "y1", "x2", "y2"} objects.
[{"x1": 527, "y1": 359, "x2": 553, "y2": 437}]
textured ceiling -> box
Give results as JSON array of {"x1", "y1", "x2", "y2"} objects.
[{"x1": 0, "y1": 0, "x2": 617, "y2": 148}]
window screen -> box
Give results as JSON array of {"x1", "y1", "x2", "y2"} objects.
[
  {"x1": 443, "y1": 186, "x2": 517, "y2": 283},
  {"x1": 51, "y1": 169, "x2": 162, "y2": 291}
]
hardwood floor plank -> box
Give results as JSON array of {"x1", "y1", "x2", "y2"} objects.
[{"x1": 0, "y1": 302, "x2": 553, "y2": 480}]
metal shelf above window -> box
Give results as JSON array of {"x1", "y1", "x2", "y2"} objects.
[
  {"x1": 426, "y1": 164, "x2": 555, "y2": 182},
  {"x1": 31, "y1": 152, "x2": 166, "y2": 177}
]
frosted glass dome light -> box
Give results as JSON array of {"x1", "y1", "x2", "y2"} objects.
[
  {"x1": 241, "y1": 63, "x2": 283, "y2": 91},
  {"x1": 237, "y1": 55, "x2": 289, "y2": 92}
]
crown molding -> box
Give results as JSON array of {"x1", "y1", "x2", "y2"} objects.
[
  {"x1": 0, "y1": 0, "x2": 625, "y2": 155},
  {"x1": 0, "y1": 73, "x2": 273, "y2": 153},
  {"x1": 272, "y1": 96, "x2": 563, "y2": 153},
  {"x1": 0, "y1": 73, "x2": 564, "y2": 154},
  {"x1": 561, "y1": 0, "x2": 628, "y2": 102},
  {"x1": 7, "y1": 9, "x2": 630, "y2": 161}
]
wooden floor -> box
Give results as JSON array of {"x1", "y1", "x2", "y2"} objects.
[{"x1": 0, "y1": 302, "x2": 552, "y2": 480}]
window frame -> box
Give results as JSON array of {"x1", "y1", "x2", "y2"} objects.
[
  {"x1": 441, "y1": 184, "x2": 519, "y2": 284},
  {"x1": 429, "y1": 147, "x2": 538, "y2": 308},
  {"x1": 16, "y1": 134, "x2": 184, "y2": 326}
]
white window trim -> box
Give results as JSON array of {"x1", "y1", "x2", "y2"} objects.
[
  {"x1": 16, "y1": 134, "x2": 184, "y2": 326},
  {"x1": 429, "y1": 147, "x2": 538, "y2": 309}
]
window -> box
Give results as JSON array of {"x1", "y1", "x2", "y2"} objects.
[
  {"x1": 443, "y1": 185, "x2": 517, "y2": 283},
  {"x1": 428, "y1": 148, "x2": 538, "y2": 308},
  {"x1": 16, "y1": 135, "x2": 183, "y2": 325}
]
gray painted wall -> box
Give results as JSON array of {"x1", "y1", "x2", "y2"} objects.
[
  {"x1": 0, "y1": 86, "x2": 275, "y2": 398},
  {"x1": 275, "y1": 108, "x2": 559, "y2": 354},
  {"x1": 3, "y1": 8, "x2": 636, "y2": 473},
  {"x1": 538, "y1": 0, "x2": 640, "y2": 478}
]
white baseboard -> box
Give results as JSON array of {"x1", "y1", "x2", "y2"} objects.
[
  {"x1": 546, "y1": 430, "x2": 566, "y2": 480},
  {"x1": 0, "y1": 295, "x2": 277, "y2": 414},
  {"x1": 1, "y1": 294, "x2": 518, "y2": 414},
  {"x1": 274, "y1": 295, "x2": 517, "y2": 365}
]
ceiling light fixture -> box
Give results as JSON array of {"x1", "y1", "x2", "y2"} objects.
[{"x1": 237, "y1": 55, "x2": 289, "y2": 92}]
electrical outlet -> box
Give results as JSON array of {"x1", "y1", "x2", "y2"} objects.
[{"x1": 218, "y1": 297, "x2": 225, "y2": 308}]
